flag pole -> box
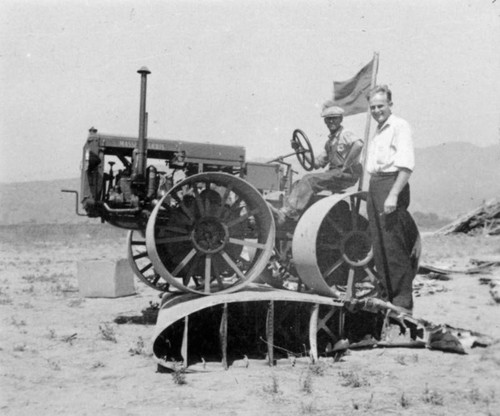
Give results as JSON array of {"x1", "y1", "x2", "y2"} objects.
[{"x1": 358, "y1": 52, "x2": 379, "y2": 192}]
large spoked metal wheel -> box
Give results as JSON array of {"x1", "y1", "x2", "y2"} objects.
[
  {"x1": 127, "y1": 230, "x2": 169, "y2": 292},
  {"x1": 293, "y1": 191, "x2": 380, "y2": 299},
  {"x1": 146, "y1": 172, "x2": 275, "y2": 295},
  {"x1": 292, "y1": 129, "x2": 315, "y2": 171}
]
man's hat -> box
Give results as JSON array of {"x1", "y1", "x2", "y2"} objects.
[{"x1": 321, "y1": 105, "x2": 344, "y2": 118}]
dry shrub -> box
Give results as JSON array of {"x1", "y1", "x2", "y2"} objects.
[
  {"x1": 300, "y1": 371, "x2": 313, "y2": 394},
  {"x1": 338, "y1": 370, "x2": 370, "y2": 388},
  {"x1": 422, "y1": 384, "x2": 444, "y2": 406},
  {"x1": 172, "y1": 362, "x2": 187, "y2": 385},
  {"x1": 99, "y1": 323, "x2": 117, "y2": 343},
  {"x1": 129, "y1": 336, "x2": 151, "y2": 357},
  {"x1": 263, "y1": 373, "x2": 280, "y2": 395},
  {"x1": 47, "y1": 359, "x2": 61, "y2": 371},
  {"x1": 400, "y1": 392, "x2": 411, "y2": 408}
]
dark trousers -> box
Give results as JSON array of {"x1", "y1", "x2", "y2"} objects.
[
  {"x1": 285, "y1": 168, "x2": 359, "y2": 213},
  {"x1": 367, "y1": 175, "x2": 420, "y2": 310}
]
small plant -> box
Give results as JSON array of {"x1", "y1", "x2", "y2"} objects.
[
  {"x1": 21, "y1": 285, "x2": 35, "y2": 294},
  {"x1": 400, "y1": 392, "x2": 411, "y2": 408},
  {"x1": 47, "y1": 328, "x2": 57, "y2": 339},
  {"x1": 68, "y1": 298, "x2": 84, "y2": 308},
  {"x1": 300, "y1": 401, "x2": 316, "y2": 414},
  {"x1": 91, "y1": 361, "x2": 105, "y2": 369},
  {"x1": 99, "y1": 323, "x2": 117, "y2": 343},
  {"x1": 62, "y1": 333, "x2": 77, "y2": 345},
  {"x1": 263, "y1": 373, "x2": 280, "y2": 395},
  {"x1": 395, "y1": 354, "x2": 407, "y2": 366},
  {"x1": 47, "y1": 359, "x2": 61, "y2": 371},
  {"x1": 301, "y1": 371, "x2": 313, "y2": 394},
  {"x1": 308, "y1": 361, "x2": 326, "y2": 376},
  {"x1": 0, "y1": 290, "x2": 13, "y2": 305},
  {"x1": 422, "y1": 384, "x2": 444, "y2": 406},
  {"x1": 129, "y1": 336, "x2": 150, "y2": 356},
  {"x1": 11, "y1": 317, "x2": 27, "y2": 327},
  {"x1": 172, "y1": 362, "x2": 187, "y2": 385},
  {"x1": 338, "y1": 370, "x2": 370, "y2": 388},
  {"x1": 13, "y1": 343, "x2": 27, "y2": 352}
]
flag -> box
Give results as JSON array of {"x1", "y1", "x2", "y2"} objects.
[{"x1": 333, "y1": 59, "x2": 374, "y2": 116}]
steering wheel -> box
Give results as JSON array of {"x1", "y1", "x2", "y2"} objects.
[{"x1": 292, "y1": 129, "x2": 315, "y2": 171}]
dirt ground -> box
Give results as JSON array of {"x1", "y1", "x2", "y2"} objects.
[{"x1": 0, "y1": 225, "x2": 499, "y2": 416}]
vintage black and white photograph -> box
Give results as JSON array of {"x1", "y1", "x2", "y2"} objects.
[{"x1": 1, "y1": 1, "x2": 499, "y2": 415}]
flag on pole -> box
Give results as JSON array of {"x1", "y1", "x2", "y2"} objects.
[{"x1": 333, "y1": 59, "x2": 374, "y2": 116}]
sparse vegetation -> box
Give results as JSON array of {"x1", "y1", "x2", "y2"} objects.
[
  {"x1": 99, "y1": 323, "x2": 117, "y2": 343},
  {"x1": 10, "y1": 317, "x2": 26, "y2": 327},
  {"x1": 263, "y1": 373, "x2": 280, "y2": 395},
  {"x1": 91, "y1": 361, "x2": 105, "y2": 369},
  {"x1": 400, "y1": 392, "x2": 411, "y2": 408},
  {"x1": 300, "y1": 371, "x2": 313, "y2": 394},
  {"x1": 308, "y1": 361, "x2": 326, "y2": 376},
  {"x1": 129, "y1": 336, "x2": 151, "y2": 357},
  {"x1": 13, "y1": 343, "x2": 27, "y2": 352},
  {"x1": 68, "y1": 298, "x2": 84, "y2": 307},
  {"x1": 422, "y1": 384, "x2": 444, "y2": 406},
  {"x1": 172, "y1": 362, "x2": 187, "y2": 385},
  {"x1": 300, "y1": 401, "x2": 316, "y2": 414},
  {"x1": 47, "y1": 359, "x2": 61, "y2": 371},
  {"x1": 395, "y1": 354, "x2": 407, "y2": 366},
  {"x1": 338, "y1": 370, "x2": 370, "y2": 388}
]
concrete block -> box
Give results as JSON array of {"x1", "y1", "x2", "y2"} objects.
[{"x1": 77, "y1": 258, "x2": 136, "y2": 298}]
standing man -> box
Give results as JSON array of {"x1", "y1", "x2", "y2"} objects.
[
  {"x1": 365, "y1": 85, "x2": 420, "y2": 313},
  {"x1": 273, "y1": 103, "x2": 363, "y2": 225}
]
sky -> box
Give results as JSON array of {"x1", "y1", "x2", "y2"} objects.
[{"x1": 0, "y1": 0, "x2": 499, "y2": 183}]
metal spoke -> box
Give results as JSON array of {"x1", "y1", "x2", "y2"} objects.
[
  {"x1": 183, "y1": 255, "x2": 200, "y2": 286},
  {"x1": 155, "y1": 235, "x2": 192, "y2": 245},
  {"x1": 163, "y1": 226, "x2": 189, "y2": 235},
  {"x1": 364, "y1": 265, "x2": 379, "y2": 281},
  {"x1": 345, "y1": 267, "x2": 355, "y2": 299},
  {"x1": 226, "y1": 207, "x2": 260, "y2": 228},
  {"x1": 139, "y1": 263, "x2": 153, "y2": 274},
  {"x1": 152, "y1": 274, "x2": 160, "y2": 285},
  {"x1": 350, "y1": 196, "x2": 358, "y2": 230},
  {"x1": 324, "y1": 258, "x2": 344, "y2": 279},
  {"x1": 131, "y1": 240, "x2": 146, "y2": 246},
  {"x1": 204, "y1": 255, "x2": 212, "y2": 293},
  {"x1": 172, "y1": 248, "x2": 197, "y2": 276},
  {"x1": 324, "y1": 216, "x2": 344, "y2": 235},
  {"x1": 133, "y1": 251, "x2": 149, "y2": 260},
  {"x1": 211, "y1": 258, "x2": 225, "y2": 290},
  {"x1": 220, "y1": 251, "x2": 246, "y2": 280},
  {"x1": 318, "y1": 243, "x2": 340, "y2": 251},
  {"x1": 228, "y1": 238, "x2": 266, "y2": 250}
]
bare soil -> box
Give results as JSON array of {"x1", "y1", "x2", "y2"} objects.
[{"x1": 0, "y1": 225, "x2": 499, "y2": 416}]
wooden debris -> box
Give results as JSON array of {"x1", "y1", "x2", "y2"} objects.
[{"x1": 435, "y1": 199, "x2": 500, "y2": 235}]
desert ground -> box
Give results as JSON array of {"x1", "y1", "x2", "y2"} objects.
[{"x1": 0, "y1": 224, "x2": 499, "y2": 416}]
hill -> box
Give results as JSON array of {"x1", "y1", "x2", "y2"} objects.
[
  {"x1": 411, "y1": 142, "x2": 500, "y2": 218},
  {"x1": 0, "y1": 178, "x2": 91, "y2": 225},
  {"x1": 0, "y1": 143, "x2": 498, "y2": 225}
]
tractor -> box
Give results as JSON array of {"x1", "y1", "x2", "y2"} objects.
[{"x1": 64, "y1": 67, "x2": 377, "y2": 301}]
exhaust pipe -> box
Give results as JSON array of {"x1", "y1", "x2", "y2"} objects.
[{"x1": 132, "y1": 66, "x2": 151, "y2": 185}]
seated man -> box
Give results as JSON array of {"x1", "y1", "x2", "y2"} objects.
[{"x1": 273, "y1": 104, "x2": 363, "y2": 225}]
